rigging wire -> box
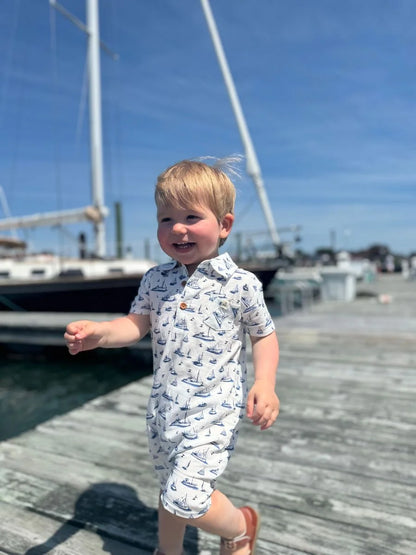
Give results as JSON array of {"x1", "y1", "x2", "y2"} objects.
[
  {"x1": 102, "y1": 0, "x2": 117, "y2": 202},
  {"x1": 109, "y1": 0, "x2": 125, "y2": 205},
  {"x1": 7, "y1": 1, "x2": 25, "y2": 241},
  {"x1": 0, "y1": 1, "x2": 21, "y2": 240},
  {"x1": 0, "y1": 0, "x2": 21, "y2": 130}
]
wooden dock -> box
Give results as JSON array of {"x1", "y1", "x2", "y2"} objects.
[{"x1": 0, "y1": 273, "x2": 415, "y2": 554}]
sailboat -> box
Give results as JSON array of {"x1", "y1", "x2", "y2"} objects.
[
  {"x1": 0, "y1": 0, "x2": 155, "y2": 313},
  {"x1": 0, "y1": 1, "x2": 288, "y2": 312}
]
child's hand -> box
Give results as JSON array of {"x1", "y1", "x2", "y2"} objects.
[
  {"x1": 64, "y1": 320, "x2": 102, "y2": 355},
  {"x1": 246, "y1": 380, "x2": 280, "y2": 430}
]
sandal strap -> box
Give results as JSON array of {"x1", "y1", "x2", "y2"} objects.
[
  {"x1": 220, "y1": 505, "x2": 260, "y2": 553},
  {"x1": 220, "y1": 533, "x2": 250, "y2": 550}
]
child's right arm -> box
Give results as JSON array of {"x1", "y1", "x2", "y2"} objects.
[{"x1": 64, "y1": 313, "x2": 150, "y2": 355}]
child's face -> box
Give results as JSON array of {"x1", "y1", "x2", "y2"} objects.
[{"x1": 156, "y1": 202, "x2": 234, "y2": 275}]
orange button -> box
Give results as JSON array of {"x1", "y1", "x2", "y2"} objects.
[{"x1": 179, "y1": 302, "x2": 187, "y2": 310}]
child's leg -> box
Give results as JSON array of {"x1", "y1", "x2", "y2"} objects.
[
  {"x1": 158, "y1": 492, "x2": 187, "y2": 555},
  {"x1": 158, "y1": 489, "x2": 252, "y2": 555},
  {"x1": 195, "y1": 489, "x2": 251, "y2": 555},
  {"x1": 195, "y1": 489, "x2": 245, "y2": 538}
]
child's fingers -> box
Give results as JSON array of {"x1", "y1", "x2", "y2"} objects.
[
  {"x1": 250, "y1": 403, "x2": 278, "y2": 429},
  {"x1": 65, "y1": 321, "x2": 82, "y2": 334},
  {"x1": 249, "y1": 404, "x2": 265, "y2": 426},
  {"x1": 67, "y1": 344, "x2": 80, "y2": 355},
  {"x1": 64, "y1": 321, "x2": 90, "y2": 353},
  {"x1": 260, "y1": 407, "x2": 280, "y2": 430},
  {"x1": 246, "y1": 391, "x2": 255, "y2": 418},
  {"x1": 66, "y1": 338, "x2": 83, "y2": 355},
  {"x1": 65, "y1": 321, "x2": 91, "y2": 341},
  {"x1": 64, "y1": 330, "x2": 81, "y2": 343}
]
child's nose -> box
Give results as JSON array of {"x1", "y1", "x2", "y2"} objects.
[{"x1": 172, "y1": 221, "x2": 187, "y2": 234}]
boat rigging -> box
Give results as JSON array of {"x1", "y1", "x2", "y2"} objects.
[
  {"x1": 200, "y1": 0, "x2": 281, "y2": 253},
  {"x1": 0, "y1": 1, "x2": 290, "y2": 311}
]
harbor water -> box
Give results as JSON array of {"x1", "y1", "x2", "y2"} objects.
[
  {"x1": 0, "y1": 286, "x2": 317, "y2": 442},
  {"x1": 0, "y1": 347, "x2": 153, "y2": 441}
]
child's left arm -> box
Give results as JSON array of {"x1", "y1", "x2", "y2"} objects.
[{"x1": 246, "y1": 332, "x2": 280, "y2": 430}]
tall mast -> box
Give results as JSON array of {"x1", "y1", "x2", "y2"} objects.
[
  {"x1": 200, "y1": 0, "x2": 281, "y2": 250},
  {"x1": 49, "y1": 0, "x2": 107, "y2": 257},
  {"x1": 87, "y1": 0, "x2": 106, "y2": 257}
]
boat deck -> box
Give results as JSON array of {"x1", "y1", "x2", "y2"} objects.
[{"x1": 0, "y1": 273, "x2": 415, "y2": 554}]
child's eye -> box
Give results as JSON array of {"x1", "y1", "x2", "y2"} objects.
[
  {"x1": 159, "y1": 217, "x2": 171, "y2": 223},
  {"x1": 187, "y1": 214, "x2": 200, "y2": 222}
]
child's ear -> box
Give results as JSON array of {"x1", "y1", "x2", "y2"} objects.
[{"x1": 220, "y1": 213, "x2": 234, "y2": 239}]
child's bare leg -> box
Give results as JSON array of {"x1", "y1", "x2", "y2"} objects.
[
  {"x1": 158, "y1": 492, "x2": 187, "y2": 555},
  {"x1": 158, "y1": 489, "x2": 251, "y2": 555},
  {"x1": 194, "y1": 490, "x2": 249, "y2": 555}
]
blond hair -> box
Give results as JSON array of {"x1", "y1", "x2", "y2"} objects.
[{"x1": 155, "y1": 159, "x2": 237, "y2": 221}]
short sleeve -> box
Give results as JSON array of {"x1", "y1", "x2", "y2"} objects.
[
  {"x1": 129, "y1": 268, "x2": 152, "y2": 315},
  {"x1": 240, "y1": 273, "x2": 275, "y2": 337}
]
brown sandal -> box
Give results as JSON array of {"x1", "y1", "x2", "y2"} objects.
[{"x1": 220, "y1": 506, "x2": 261, "y2": 554}]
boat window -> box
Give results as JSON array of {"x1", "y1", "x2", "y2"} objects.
[
  {"x1": 59, "y1": 269, "x2": 84, "y2": 277},
  {"x1": 0, "y1": 271, "x2": 10, "y2": 278},
  {"x1": 31, "y1": 269, "x2": 46, "y2": 276},
  {"x1": 108, "y1": 267, "x2": 124, "y2": 274}
]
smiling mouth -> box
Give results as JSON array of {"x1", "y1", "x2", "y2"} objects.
[{"x1": 173, "y1": 242, "x2": 195, "y2": 250}]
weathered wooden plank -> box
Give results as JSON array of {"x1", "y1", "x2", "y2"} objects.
[
  {"x1": 277, "y1": 377, "x2": 416, "y2": 423},
  {"x1": 45, "y1": 394, "x2": 416, "y2": 459},
  {"x1": 0, "y1": 501, "x2": 150, "y2": 554},
  {"x1": 280, "y1": 334, "x2": 416, "y2": 360},
  {"x1": 280, "y1": 352, "x2": 416, "y2": 380},
  {"x1": 251, "y1": 505, "x2": 416, "y2": 555},
  {"x1": 230, "y1": 453, "x2": 414, "y2": 510},
  {"x1": 24, "y1": 405, "x2": 414, "y2": 481},
  {"x1": 241, "y1": 436, "x2": 415, "y2": 485},
  {"x1": 224, "y1": 464, "x2": 415, "y2": 537},
  {"x1": 0, "y1": 442, "x2": 146, "y2": 491},
  {"x1": 9, "y1": 430, "x2": 149, "y2": 476}
]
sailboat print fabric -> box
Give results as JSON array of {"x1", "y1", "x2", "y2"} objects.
[{"x1": 130, "y1": 252, "x2": 275, "y2": 518}]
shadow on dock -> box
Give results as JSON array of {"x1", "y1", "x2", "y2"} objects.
[{"x1": 24, "y1": 482, "x2": 199, "y2": 554}]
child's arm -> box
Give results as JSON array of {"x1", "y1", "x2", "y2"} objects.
[
  {"x1": 246, "y1": 332, "x2": 280, "y2": 430},
  {"x1": 64, "y1": 313, "x2": 150, "y2": 355}
]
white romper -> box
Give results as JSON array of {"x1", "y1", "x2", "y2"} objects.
[{"x1": 130, "y1": 252, "x2": 275, "y2": 518}]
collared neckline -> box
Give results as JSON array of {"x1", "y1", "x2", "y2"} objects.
[
  {"x1": 162, "y1": 259, "x2": 179, "y2": 271},
  {"x1": 200, "y1": 252, "x2": 238, "y2": 279},
  {"x1": 162, "y1": 252, "x2": 238, "y2": 280}
]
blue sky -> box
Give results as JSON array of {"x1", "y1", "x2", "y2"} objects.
[{"x1": 0, "y1": 0, "x2": 415, "y2": 260}]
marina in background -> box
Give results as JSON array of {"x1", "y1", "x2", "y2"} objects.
[{"x1": 0, "y1": 0, "x2": 295, "y2": 312}]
